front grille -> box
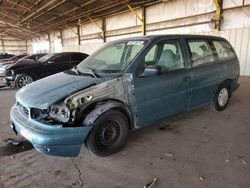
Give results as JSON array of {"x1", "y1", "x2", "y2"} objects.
[{"x1": 16, "y1": 102, "x2": 29, "y2": 117}]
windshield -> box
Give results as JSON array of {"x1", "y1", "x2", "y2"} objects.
[
  {"x1": 77, "y1": 40, "x2": 147, "y2": 75},
  {"x1": 37, "y1": 53, "x2": 55, "y2": 63}
]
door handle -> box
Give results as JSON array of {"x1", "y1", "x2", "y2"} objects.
[{"x1": 183, "y1": 76, "x2": 191, "y2": 82}]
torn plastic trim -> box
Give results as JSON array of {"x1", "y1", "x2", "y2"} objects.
[{"x1": 82, "y1": 100, "x2": 133, "y2": 128}]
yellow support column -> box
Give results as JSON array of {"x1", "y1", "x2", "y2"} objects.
[
  {"x1": 127, "y1": 4, "x2": 145, "y2": 36},
  {"x1": 213, "y1": 0, "x2": 222, "y2": 35}
]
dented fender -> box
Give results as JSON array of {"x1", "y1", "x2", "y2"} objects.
[{"x1": 82, "y1": 101, "x2": 133, "y2": 128}]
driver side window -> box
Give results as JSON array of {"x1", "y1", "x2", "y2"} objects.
[{"x1": 137, "y1": 39, "x2": 184, "y2": 76}]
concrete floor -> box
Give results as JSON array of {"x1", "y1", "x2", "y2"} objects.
[{"x1": 0, "y1": 77, "x2": 249, "y2": 188}]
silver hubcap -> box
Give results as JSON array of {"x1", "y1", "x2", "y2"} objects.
[
  {"x1": 218, "y1": 88, "x2": 228, "y2": 107},
  {"x1": 18, "y1": 76, "x2": 33, "y2": 87}
]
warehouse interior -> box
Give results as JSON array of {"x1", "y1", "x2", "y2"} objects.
[
  {"x1": 0, "y1": 0, "x2": 250, "y2": 74},
  {"x1": 0, "y1": 0, "x2": 250, "y2": 187}
]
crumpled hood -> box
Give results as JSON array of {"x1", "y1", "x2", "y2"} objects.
[{"x1": 16, "y1": 71, "x2": 103, "y2": 108}]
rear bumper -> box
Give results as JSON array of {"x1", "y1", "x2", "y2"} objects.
[{"x1": 10, "y1": 106, "x2": 92, "y2": 157}]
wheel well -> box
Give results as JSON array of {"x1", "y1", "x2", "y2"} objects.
[
  {"x1": 16, "y1": 73, "x2": 36, "y2": 80},
  {"x1": 77, "y1": 100, "x2": 134, "y2": 130},
  {"x1": 222, "y1": 79, "x2": 233, "y2": 97}
]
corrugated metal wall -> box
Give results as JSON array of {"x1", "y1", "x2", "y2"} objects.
[
  {"x1": 0, "y1": 39, "x2": 27, "y2": 55},
  {"x1": 27, "y1": 0, "x2": 250, "y2": 75},
  {"x1": 220, "y1": 28, "x2": 250, "y2": 75}
]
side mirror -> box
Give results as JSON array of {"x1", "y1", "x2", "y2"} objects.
[{"x1": 141, "y1": 65, "x2": 160, "y2": 77}]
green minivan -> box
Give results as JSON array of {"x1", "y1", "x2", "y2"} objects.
[{"x1": 10, "y1": 35, "x2": 240, "y2": 157}]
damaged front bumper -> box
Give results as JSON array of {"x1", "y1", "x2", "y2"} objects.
[{"x1": 10, "y1": 106, "x2": 92, "y2": 157}]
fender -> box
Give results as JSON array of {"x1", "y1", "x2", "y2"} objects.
[{"x1": 82, "y1": 101, "x2": 134, "y2": 129}]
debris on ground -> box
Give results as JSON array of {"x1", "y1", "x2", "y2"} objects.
[
  {"x1": 241, "y1": 160, "x2": 248, "y2": 165},
  {"x1": 144, "y1": 178, "x2": 157, "y2": 188},
  {"x1": 237, "y1": 155, "x2": 248, "y2": 165},
  {"x1": 225, "y1": 159, "x2": 230, "y2": 162},
  {"x1": 5, "y1": 138, "x2": 22, "y2": 146},
  {"x1": 165, "y1": 152, "x2": 174, "y2": 157},
  {"x1": 199, "y1": 176, "x2": 205, "y2": 180}
]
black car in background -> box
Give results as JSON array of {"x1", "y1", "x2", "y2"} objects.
[
  {"x1": 5, "y1": 52, "x2": 88, "y2": 88},
  {"x1": 0, "y1": 53, "x2": 47, "y2": 77}
]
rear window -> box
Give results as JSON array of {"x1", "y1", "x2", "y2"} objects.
[
  {"x1": 71, "y1": 53, "x2": 85, "y2": 62},
  {"x1": 212, "y1": 40, "x2": 235, "y2": 60}
]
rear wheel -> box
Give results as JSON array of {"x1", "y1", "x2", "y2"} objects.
[
  {"x1": 211, "y1": 83, "x2": 230, "y2": 111},
  {"x1": 86, "y1": 110, "x2": 129, "y2": 157},
  {"x1": 15, "y1": 74, "x2": 34, "y2": 88}
]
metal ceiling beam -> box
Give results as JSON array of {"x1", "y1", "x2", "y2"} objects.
[
  {"x1": 42, "y1": 0, "x2": 130, "y2": 30},
  {"x1": 2, "y1": 0, "x2": 21, "y2": 20},
  {"x1": 35, "y1": 0, "x2": 97, "y2": 27},
  {"x1": 16, "y1": 0, "x2": 43, "y2": 20},
  {"x1": 18, "y1": 0, "x2": 63, "y2": 24},
  {"x1": 24, "y1": 0, "x2": 67, "y2": 24},
  {"x1": 6, "y1": 0, "x2": 30, "y2": 11}
]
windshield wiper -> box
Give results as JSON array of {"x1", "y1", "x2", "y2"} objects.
[{"x1": 77, "y1": 67, "x2": 98, "y2": 78}]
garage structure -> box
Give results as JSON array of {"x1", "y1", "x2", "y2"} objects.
[{"x1": 0, "y1": 0, "x2": 250, "y2": 75}]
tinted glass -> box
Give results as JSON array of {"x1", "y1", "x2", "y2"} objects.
[
  {"x1": 53, "y1": 54, "x2": 69, "y2": 63},
  {"x1": 213, "y1": 40, "x2": 235, "y2": 60},
  {"x1": 188, "y1": 39, "x2": 214, "y2": 67},
  {"x1": 71, "y1": 53, "x2": 85, "y2": 62},
  {"x1": 38, "y1": 53, "x2": 55, "y2": 63}
]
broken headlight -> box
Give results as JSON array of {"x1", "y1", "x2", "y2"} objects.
[
  {"x1": 49, "y1": 105, "x2": 70, "y2": 123},
  {"x1": 31, "y1": 103, "x2": 70, "y2": 123}
]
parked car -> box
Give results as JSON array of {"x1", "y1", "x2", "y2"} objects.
[
  {"x1": 0, "y1": 54, "x2": 27, "y2": 77},
  {"x1": 4, "y1": 52, "x2": 88, "y2": 87},
  {"x1": 0, "y1": 53, "x2": 47, "y2": 77},
  {"x1": 0, "y1": 53, "x2": 15, "y2": 60},
  {"x1": 10, "y1": 35, "x2": 240, "y2": 157}
]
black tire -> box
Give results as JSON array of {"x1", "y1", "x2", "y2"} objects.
[
  {"x1": 86, "y1": 109, "x2": 129, "y2": 157},
  {"x1": 15, "y1": 74, "x2": 34, "y2": 88},
  {"x1": 211, "y1": 83, "x2": 230, "y2": 111}
]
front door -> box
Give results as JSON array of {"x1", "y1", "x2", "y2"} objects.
[{"x1": 133, "y1": 39, "x2": 192, "y2": 127}]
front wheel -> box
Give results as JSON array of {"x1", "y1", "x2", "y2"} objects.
[
  {"x1": 15, "y1": 74, "x2": 34, "y2": 88},
  {"x1": 211, "y1": 83, "x2": 230, "y2": 111},
  {"x1": 86, "y1": 110, "x2": 129, "y2": 157}
]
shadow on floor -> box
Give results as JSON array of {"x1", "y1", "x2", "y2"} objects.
[{"x1": 0, "y1": 139, "x2": 34, "y2": 156}]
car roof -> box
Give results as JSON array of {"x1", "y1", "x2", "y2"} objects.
[{"x1": 113, "y1": 34, "x2": 225, "y2": 42}]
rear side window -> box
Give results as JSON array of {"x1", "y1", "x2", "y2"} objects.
[
  {"x1": 212, "y1": 40, "x2": 235, "y2": 60},
  {"x1": 188, "y1": 39, "x2": 214, "y2": 67},
  {"x1": 53, "y1": 54, "x2": 69, "y2": 63},
  {"x1": 71, "y1": 53, "x2": 85, "y2": 62}
]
